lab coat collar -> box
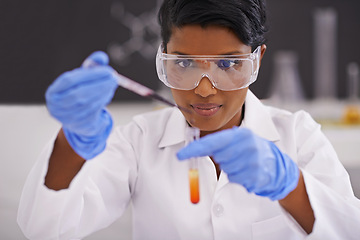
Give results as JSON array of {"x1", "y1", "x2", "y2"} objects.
[{"x1": 158, "y1": 90, "x2": 280, "y2": 148}]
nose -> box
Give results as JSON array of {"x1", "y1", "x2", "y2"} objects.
[{"x1": 194, "y1": 75, "x2": 217, "y2": 97}]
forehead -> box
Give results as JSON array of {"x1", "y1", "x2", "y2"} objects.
[{"x1": 167, "y1": 25, "x2": 251, "y2": 55}]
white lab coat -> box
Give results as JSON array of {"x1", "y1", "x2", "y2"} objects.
[{"x1": 18, "y1": 91, "x2": 360, "y2": 240}]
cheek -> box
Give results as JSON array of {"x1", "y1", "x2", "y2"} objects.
[
  {"x1": 171, "y1": 89, "x2": 187, "y2": 105},
  {"x1": 222, "y1": 91, "x2": 247, "y2": 118},
  {"x1": 227, "y1": 95, "x2": 244, "y2": 110},
  {"x1": 225, "y1": 90, "x2": 247, "y2": 108},
  {"x1": 223, "y1": 99, "x2": 243, "y2": 122},
  {"x1": 171, "y1": 90, "x2": 179, "y2": 101}
]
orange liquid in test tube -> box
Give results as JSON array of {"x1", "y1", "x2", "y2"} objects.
[
  {"x1": 186, "y1": 127, "x2": 200, "y2": 204},
  {"x1": 189, "y1": 168, "x2": 200, "y2": 204}
]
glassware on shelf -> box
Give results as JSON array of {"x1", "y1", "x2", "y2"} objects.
[
  {"x1": 269, "y1": 51, "x2": 305, "y2": 104},
  {"x1": 343, "y1": 62, "x2": 360, "y2": 125}
]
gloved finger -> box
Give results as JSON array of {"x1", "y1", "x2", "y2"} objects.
[
  {"x1": 65, "y1": 109, "x2": 113, "y2": 137},
  {"x1": 46, "y1": 76, "x2": 117, "y2": 130},
  {"x1": 212, "y1": 148, "x2": 248, "y2": 175},
  {"x1": 54, "y1": 104, "x2": 108, "y2": 132},
  {"x1": 49, "y1": 102, "x2": 102, "y2": 129},
  {"x1": 210, "y1": 137, "x2": 249, "y2": 164},
  {"x1": 214, "y1": 134, "x2": 276, "y2": 176},
  {"x1": 46, "y1": 78, "x2": 117, "y2": 125},
  {"x1": 212, "y1": 128, "x2": 273, "y2": 165},
  {"x1": 82, "y1": 51, "x2": 109, "y2": 67},
  {"x1": 227, "y1": 168, "x2": 257, "y2": 191},
  {"x1": 227, "y1": 167, "x2": 272, "y2": 193},
  {"x1": 46, "y1": 66, "x2": 116, "y2": 94},
  {"x1": 177, "y1": 127, "x2": 252, "y2": 160},
  {"x1": 47, "y1": 73, "x2": 117, "y2": 110},
  {"x1": 47, "y1": 93, "x2": 115, "y2": 131}
]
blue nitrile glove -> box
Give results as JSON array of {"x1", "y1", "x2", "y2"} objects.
[
  {"x1": 45, "y1": 51, "x2": 118, "y2": 160},
  {"x1": 177, "y1": 127, "x2": 300, "y2": 200}
]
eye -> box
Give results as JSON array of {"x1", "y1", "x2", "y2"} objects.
[
  {"x1": 217, "y1": 59, "x2": 235, "y2": 70},
  {"x1": 217, "y1": 59, "x2": 240, "y2": 70},
  {"x1": 175, "y1": 59, "x2": 193, "y2": 68}
]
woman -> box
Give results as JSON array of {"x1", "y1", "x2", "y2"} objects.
[{"x1": 18, "y1": 0, "x2": 360, "y2": 239}]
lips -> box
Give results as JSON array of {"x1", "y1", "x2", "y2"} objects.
[{"x1": 191, "y1": 103, "x2": 221, "y2": 117}]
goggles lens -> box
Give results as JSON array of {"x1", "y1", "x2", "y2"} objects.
[{"x1": 156, "y1": 45, "x2": 261, "y2": 91}]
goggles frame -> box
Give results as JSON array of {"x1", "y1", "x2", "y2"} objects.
[{"x1": 156, "y1": 44, "x2": 261, "y2": 91}]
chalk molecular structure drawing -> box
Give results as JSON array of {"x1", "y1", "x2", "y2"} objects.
[{"x1": 108, "y1": 0, "x2": 162, "y2": 66}]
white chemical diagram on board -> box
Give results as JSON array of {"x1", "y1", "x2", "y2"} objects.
[{"x1": 108, "y1": 0, "x2": 162, "y2": 66}]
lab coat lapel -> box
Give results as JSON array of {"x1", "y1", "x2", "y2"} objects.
[
  {"x1": 241, "y1": 90, "x2": 280, "y2": 142},
  {"x1": 217, "y1": 170, "x2": 230, "y2": 189},
  {"x1": 158, "y1": 108, "x2": 188, "y2": 148}
]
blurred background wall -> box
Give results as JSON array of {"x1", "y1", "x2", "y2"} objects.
[{"x1": 1, "y1": 0, "x2": 359, "y2": 103}]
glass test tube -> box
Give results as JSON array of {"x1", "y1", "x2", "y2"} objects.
[{"x1": 186, "y1": 127, "x2": 200, "y2": 204}]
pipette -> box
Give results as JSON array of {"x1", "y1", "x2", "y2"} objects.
[
  {"x1": 186, "y1": 127, "x2": 200, "y2": 204},
  {"x1": 82, "y1": 58, "x2": 189, "y2": 112}
]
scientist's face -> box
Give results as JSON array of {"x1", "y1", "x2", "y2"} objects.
[{"x1": 167, "y1": 25, "x2": 265, "y2": 136}]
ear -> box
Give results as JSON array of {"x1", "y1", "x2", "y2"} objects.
[{"x1": 259, "y1": 44, "x2": 267, "y2": 67}]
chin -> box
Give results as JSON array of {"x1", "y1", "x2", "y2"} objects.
[{"x1": 187, "y1": 120, "x2": 222, "y2": 133}]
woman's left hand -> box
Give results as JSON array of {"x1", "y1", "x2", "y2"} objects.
[{"x1": 177, "y1": 127, "x2": 300, "y2": 200}]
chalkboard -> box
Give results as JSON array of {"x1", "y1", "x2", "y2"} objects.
[{"x1": 1, "y1": 0, "x2": 359, "y2": 103}]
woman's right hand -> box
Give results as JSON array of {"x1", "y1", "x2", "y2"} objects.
[{"x1": 45, "y1": 51, "x2": 118, "y2": 160}]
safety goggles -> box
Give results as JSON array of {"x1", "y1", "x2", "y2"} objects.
[{"x1": 156, "y1": 45, "x2": 261, "y2": 91}]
